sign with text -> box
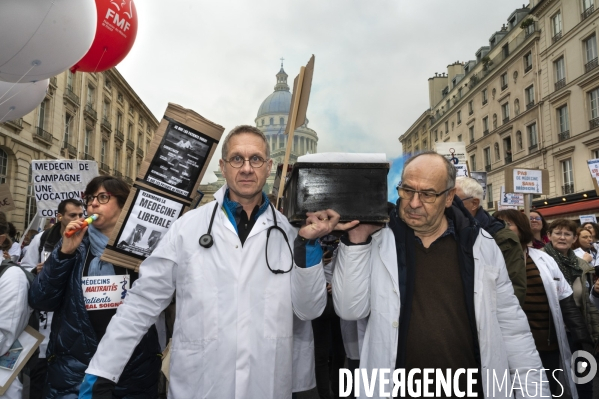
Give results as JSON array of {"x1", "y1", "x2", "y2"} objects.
[
  {"x1": 0, "y1": 184, "x2": 15, "y2": 212},
  {"x1": 144, "y1": 119, "x2": 216, "y2": 199},
  {"x1": 81, "y1": 275, "x2": 130, "y2": 311},
  {"x1": 113, "y1": 187, "x2": 185, "y2": 260},
  {"x1": 32, "y1": 160, "x2": 98, "y2": 218},
  {"x1": 500, "y1": 185, "x2": 524, "y2": 206},
  {"x1": 580, "y1": 214, "x2": 598, "y2": 224},
  {"x1": 588, "y1": 158, "x2": 599, "y2": 186},
  {"x1": 436, "y1": 142, "x2": 469, "y2": 177},
  {"x1": 513, "y1": 168, "x2": 543, "y2": 194}
]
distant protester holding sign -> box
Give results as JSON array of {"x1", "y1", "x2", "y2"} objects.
[
  {"x1": 28, "y1": 176, "x2": 161, "y2": 398},
  {"x1": 78, "y1": 125, "x2": 340, "y2": 399}
]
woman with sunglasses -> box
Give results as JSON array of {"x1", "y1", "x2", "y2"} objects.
[
  {"x1": 529, "y1": 210, "x2": 550, "y2": 249},
  {"x1": 495, "y1": 210, "x2": 594, "y2": 398},
  {"x1": 29, "y1": 176, "x2": 161, "y2": 398}
]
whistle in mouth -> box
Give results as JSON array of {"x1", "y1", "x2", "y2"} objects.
[{"x1": 65, "y1": 214, "x2": 98, "y2": 238}]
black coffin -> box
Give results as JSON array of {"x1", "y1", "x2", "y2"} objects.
[{"x1": 282, "y1": 162, "x2": 390, "y2": 225}]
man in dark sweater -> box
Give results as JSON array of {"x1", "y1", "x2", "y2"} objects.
[
  {"x1": 332, "y1": 151, "x2": 546, "y2": 398},
  {"x1": 455, "y1": 176, "x2": 526, "y2": 307}
]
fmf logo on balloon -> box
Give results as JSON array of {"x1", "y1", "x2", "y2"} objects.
[{"x1": 105, "y1": 8, "x2": 131, "y2": 32}]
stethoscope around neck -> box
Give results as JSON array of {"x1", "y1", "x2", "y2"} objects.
[{"x1": 199, "y1": 201, "x2": 294, "y2": 274}]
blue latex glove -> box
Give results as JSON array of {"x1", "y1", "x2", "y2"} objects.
[{"x1": 79, "y1": 374, "x2": 115, "y2": 399}]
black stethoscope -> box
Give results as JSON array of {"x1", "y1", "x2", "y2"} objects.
[{"x1": 199, "y1": 201, "x2": 294, "y2": 274}]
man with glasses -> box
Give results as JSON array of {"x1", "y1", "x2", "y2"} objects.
[
  {"x1": 332, "y1": 151, "x2": 546, "y2": 398},
  {"x1": 79, "y1": 125, "x2": 339, "y2": 399},
  {"x1": 455, "y1": 176, "x2": 526, "y2": 306}
]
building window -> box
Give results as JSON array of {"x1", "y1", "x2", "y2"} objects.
[
  {"x1": 525, "y1": 85, "x2": 535, "y2": 107},
  {"x1": 590, "y1": 88, "x2": 599, "y2": 128},
  {"x1": 422, "y1": 139, "x2": 427, "y2": 150},
  {"x1": 469, "y1": 126, "x2": 475, "y2": 142},
  {"x1": 280, "y1": 117, "x2": 284, "y2": 125},
  {"x1": 37, "y1": 99, "x2": 49, "y2": 130},
  {"x1": 561, "y1": 158, "x2": 574, "y2": 193},
  {"x1": 0, "y1": 149, "x2": 7, "y2": 185},
  {"x1": 527, "y1": 123, "x2": 538, "y2": 149},
  {"x1": 501, "y1": 103, "x2": 510, "y2": 123},
  {"x1": 116, "y1": 112, "x2": 123, "y2": 132},
  {"x1": 84, "y1": 128, "x2": 92, "y2": 156},
  {"x1": 516, "y1": 131, "x2": 523, "y2": 150},
  {"x1": 126, "y1": 156, "x2": 132, "y2": 178},
  {"x1": 102, "y1": 100, "x2": 110, "y2": 121},
  {"x1": 66, "y1": 70, "x2": 75, "y2": 91},
  {"x1": 127, "y1": 123, "x2": 133, "y2": 140},
  {"x1": 584, "y1": 34, "x2": 598, "y2": 72},
  {"x1": 101, "y1": 140, "x2": 107, "y2": 164},
  {"x1": 593, "y1": 148, "x2": 599, "y2": 159},
  {"x1": 261, "y1": 119, "x2": 264, "y2": 126},
  {"x1": 25, "y1": 165, "x2": 37, "y2": 229},
  {"x1": 502, "y1": 44, "x2": 509, "y2": 59},
  {"x1": 87, "y1": 85, "x2": 95, "y2": 106},
  {"x1": 114, "y1": 148, "x2": 120, "y2": 171},
  {"x1": 457, "y1": 134, "x2": 462, "y2": 142},
  {"x1": 483, "y1": 117, "x2": 489, "y2": 133},
  {"x1": 482, "y1": 89, "x2": 488, "y2": 105},
  {"x1": 484, "y1": 147, "x2": 491, "y2": 168},
  {"x1": 487, "y1": 183, "x2": 493, "y2": 208},
  {"x1": 524, "y1": 52, "x2": 533, "y2": 72},
  {"x1": 64, "y1": 113, "x2": 74, "y2": 145},
  {"x1": 500, "y1": 73, "x2": 508, "y2": 90},
  {"x1": 551, "y1": 11, "x2": 562, "y2": 41},
  {"x1": 470, "y1": 154, "x2": 476, "y2": 171},
  {"x1": 434, "y1": 130, "x2": 438, "y2": 141},
  {"x1": 279, "y1": 137, "x2": 285, "y2": 148},
  {"x1": 444, "y1": 121, "x2": 449, "y2": 133},
  {"x1": 468, "y1": 101, "x2": 473, "y2": 115},
  {"x1": 457, "y1": 110, "x2": 462, "y2": 125},
  {"x1": 557, "y1": 105, "x2": 569, "y2": 136},
  {"x1": 554, "y1": 57, "x2": 566, "y2": 89},
  {"x1": 137, "y1": 132, "x2": 142, "y2": 148},
  {"x1": 270, "y1": 117, "x2": 274, "y2": 125}
]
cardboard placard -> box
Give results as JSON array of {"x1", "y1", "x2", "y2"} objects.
[
  {"x1": 436, "y1": 142, "x2": 469, "y2": 177},
  {"x1": 101, "y1": 103, "x2": 224, "y2": 271},
  {"x1": 500, "y1": 185, "x2": 524, "y2": 206},
  {"x1": 0, "y1": 326, "x2": 44, "y2": 395},
  {"x1": 504, "y1": 167, "x2": 549, "y2": 195},
  {"x1": 0, "y1": 184, "x2": 16, "y2": 212}
]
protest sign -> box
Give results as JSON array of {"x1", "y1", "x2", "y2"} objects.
[
  {"x1": 0, "y1": 184, "x2": 16, "y2": 212},
  {"x1": 82, "y1": 275, "x2": 130, "y2": 311},
  {"x1": 588, "y1": 159, "x2": 599, "y2": 192},
  {"x1": 500, "y1": 185, "x2": 524, "y2": 206},
  {"x1": 513, "y1": 169, "x2": 543, "y2": 194},
  {"x1": 580, "y1": 214, "x2": 597, "y2": 224},
  {"x1": 32, "y1": 160, "x2": 98, "y2": 217},
  {"x1": 435, "y1": 142, "x2": 469, "y2": 177}
]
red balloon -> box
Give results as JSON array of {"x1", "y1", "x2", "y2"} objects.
[{"x1": 71, "y1": 0, "x2": 138, "y2": 73}]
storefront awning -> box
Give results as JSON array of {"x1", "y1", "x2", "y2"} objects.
[{"x1": 533, "y1": 198, "x2": 599, "y2": 217}]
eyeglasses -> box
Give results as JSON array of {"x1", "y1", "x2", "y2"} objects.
[
  {"x1": 84, "y1": 192, "x2": 112, "y2": 205},
  {"x1": 224, "y1": 155, "x2": 268, "y2": 169},
  {"x1": 460, "y1": 196, "x2": 473, "y2": 202},
  {"x1": 397, "y1": 185, "x2": 453, "y2": 204},
  {"x1": 529, "y1": 216, "x2": 542, "y2": 221}
]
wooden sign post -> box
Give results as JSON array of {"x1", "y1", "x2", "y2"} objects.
[
  {"x1": 504, "y1": 167, "x2": 549, "y2": 217},
  {"x1": 276, "y1": 55, "x2": 315, "y2": 209},
  {"x1": 101, "y1": 103, "x2": 224, "y2": 271}
]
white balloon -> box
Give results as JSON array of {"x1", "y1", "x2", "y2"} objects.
[
  {"x1": 0, "y1": 80, "x2": 49, "y2": 122},
  {"x1": 0, "y1": 0, "x2": 97, "y2": 83}
]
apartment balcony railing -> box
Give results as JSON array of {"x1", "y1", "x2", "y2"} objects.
[
  {"x1": 101, "y1": 117, "x2": 112, "y2": 132},
  {"x1": 529, "y1": 143, "x2": 538, "y2": 151},
  {"x1": 83, "y1": 153, "x2": 94, "y2": 161},
  {"x1": 485, "y1": 164, "x2": 491, "y2": 172},
  {"x1": 552, "y1": 31, "x2": 563, "y2": 44},
  {"x1": 63, "y1": 86, "x2": 80, "y2": 106},
  {"x1": 126, "y1": 139, "x2": 134, "y2": 150},
  {"x1": 84, "y1": 103, "x2": 97, "y2": 121},
  {"x1": 99, "y1": 162, "x2": 110, "y2": 173},
  {"x1": 585, "y1": 57, "x2": 599, "y2": 73},
  {"x1": 113, "y1": 170, "x2": 123, "y2": 178},
  {"x1": 526, "y1": 101, "x2": 535, "y2": 110},
  {"x1": 590, "y1": 117, "x2": 599, "y2": 130},
  {"x1": 483, "y1": 129, "x2": 489, "y2": 136},
  {"x1": 503, "y1": 117, "x2": 510, "y2": 125},
  {"x1": 582, "y1": 5, "x2": 595, "y2": 20},
  {"x1": 4, "y1": 118, "x2": 23, "y2": 131},
  {"x1": 482, "y1": 99, "x2": 488, "y2": 106},
  {"x1": 555, "y1": 78, "x2": 566, "y2": 91},
  {"x1": 524, "y1": 64, "x2": 532, "y2": 73},
  {"x1": 558, "y1": 130, "x2": 570, "y2": 142},
  {"x1": 136, "y1": 147, "x2": 144, "y2": 158},
  {"x1": 34, "y1": 126, "x2": 53, "y2": 144},
  {"x1": 115, "y1": 129, "x2": 124, "y2": 142},
  {"x1": 62, "y1": 142, "x2": 77, "y2": 156},
  {"x1": 562, "y1": 184, "x2": 575, "y2": 195},
  {"x1": 505, "y1": 154, "x2": 513, "y2": 164}
]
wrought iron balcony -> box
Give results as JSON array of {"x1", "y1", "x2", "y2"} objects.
[
  {"x1": 554, "y1": 78, "x2": 566, "y2": 91},
  {"x1": 136, "y1": 147, "x2": 144, "y2": 158},
  {"x1": 505, "y1": 154, "x2": 512, "y2": 164},
  {"x1": 526, "y1": 101, "x2": 535, "y2": 110},
  {"x1": 582, "y1": 5, "x2": 595, "y2": 20},
  {"x1": 62, "y1": 142, "x2": 77, "y2": 156},
  {"x1": 84, "y1": 103, "x2": 97, "y2": 121},
  {"x1": 525, "y1": 23, "x2": 536, "y2": 38},
  {"x1": 558, "y1": 130, "x2": 570, "y2": 142},
  {"x1": 483, "y1": 129, "x2": 489, "y2": 136},
  {"x1": 126, "y1": 139, "x2": 134, "y2": 150},
  {"x1": 585, "y1": 57, "x2": 598, "y2": 73},
  {"x1": 34, "y1": 126, "x2": 53, "y2": 144},
  {"x1": 562, "y1": 184, "x2": 574, "y2": 195},
  {"x1": 99, "y1": 162, "x2": 110, "y2": 173},
  {"x1": 552, "y1": 31, "x2": 562, "y2": 44},
  {"x1": 83, "y1": 153, "x2": 94, "y2": 161},
  {"x1": 113, "y1": 170, "x2": 123, "y2": 178},
  {"x1": 115, "y1": 129, "x2": 124, "y2": 142},
  {"x1": 101, "y1": 117, "x2": 112, "y2": 132},
  {"x1": 529, "y1": 143, "x2": 538, "y2": 151},
  {"x1": 64, "y1": 86, "x2": 80, "y2": 106},
  {"x1": 590, "y1": 117, "x2": 599, "y2": 130},
  {"x1": 485, "y1": 164, "x2": 491, "y2": 172}
]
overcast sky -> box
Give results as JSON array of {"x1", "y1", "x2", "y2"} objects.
[{"x1": 116, "y1": 0, "x2": 531, "y2": 183}]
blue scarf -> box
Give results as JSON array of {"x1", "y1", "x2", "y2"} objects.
[{"x1": 87, "y1": 225, "x2": 115, "y2": 276}]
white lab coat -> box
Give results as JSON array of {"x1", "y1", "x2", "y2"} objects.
[
  {"x1": 332, "y1": 227, "x2": 550, "y2": 399},
  {"x1": 0, "y1": 267, "x2": 32, "y2": 399},
  {"x1": 528, "y1": 248, "x2": 577, "y2": 398},
  {"x1": 574, "y1": 245, "x2": 599, "y2": 267},
  {"x1": 86, "y1": 185, "x2": 326, "y2": 398}
]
